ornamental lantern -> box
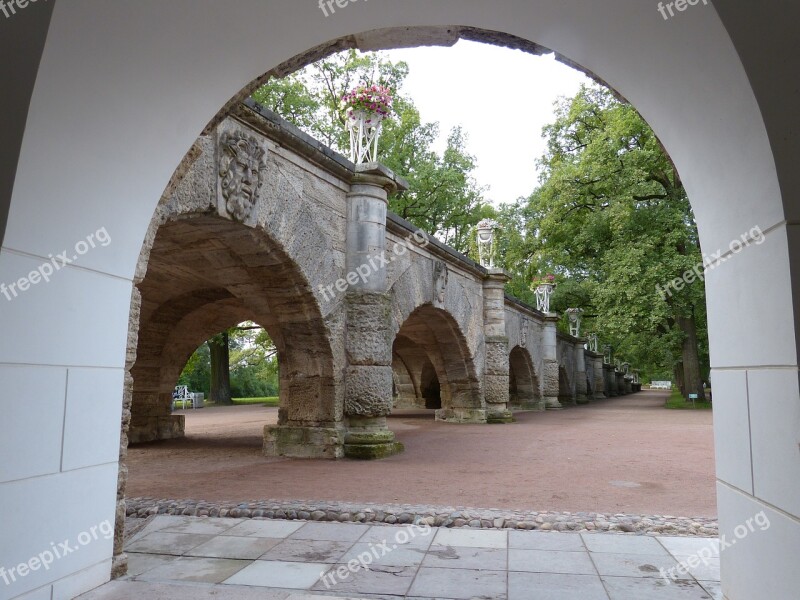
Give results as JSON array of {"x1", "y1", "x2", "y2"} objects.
[
  {"x1": 476, "y1": 220, "x2": 498, "y2": 268},
  {"x1": 566, "y1": 308, "x2": 584, "y2": 337}
]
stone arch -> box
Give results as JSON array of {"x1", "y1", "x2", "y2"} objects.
[
  {"x1": 391, "y1": 303, "x2": 484, "y2": 423},
  {"x1": 558, "y1": 366, "x2": 575, "y2": 407},
  {"x1": 392, "y1": 335, "x2": 441, "y2": 410},
  {"x1": 420, "y1": 360, "x2": 442, "y2": 409},
  {"x1": 391, "y1": 349, "x2": 416, "y2": 408},
  {"x1": 129, "y1": 212, "x2": 340, "y2": 448},
  {"x1": 508, "y1": 345, "x2": 541, "y2": 410}
]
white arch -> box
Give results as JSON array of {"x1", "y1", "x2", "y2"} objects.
[{"x1": 0, "y1": 3, "x2": 796, "y2": 599}]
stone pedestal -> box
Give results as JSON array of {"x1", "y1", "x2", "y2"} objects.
[
  {"x1": 542, "y1": 315, "x2": 562, "y2": 409},
  {"x1": 483, "y1": 268, "x2": 513, "y2": 423},
  {"x1": 128, "y1": 390, "x2": 185, "y2": 443},
  {"x1": 574, "y1": 341, "x2": 589, "y2": 404},
  {"x1": 342, "y1": 165, "x2": 406, "y2": 459},
  {"x1": 264, "y1": 424, "x2": 345, "y2": 459}
]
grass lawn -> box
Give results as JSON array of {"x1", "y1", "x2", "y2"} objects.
[
  {"x1": 232, "y1": 397, "x2": 279, "y2": 407},
  {"x1": 664, "y1": 388, "x2": 712, "y2": 410},
  {"x1": 174, "y1": 397, "x2": 279, "y2": 408},
  {"x1": 172, "y1": 399, "x2": 200, "y2": 409}
]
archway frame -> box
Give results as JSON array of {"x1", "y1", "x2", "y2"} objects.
[{"x1": 0, "y1": 6, "x2": 793, "y2": 599}]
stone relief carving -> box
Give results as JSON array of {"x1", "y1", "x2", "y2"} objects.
[
  {"x1": 520, "y1": 318, "x2": 529, "y2": 348},
  {"x1": 433, "y1": 260, "x2": 448, "y2": 305},
  {"x1": 217, "y1": 130, "x2": 268, "y2": 224}
]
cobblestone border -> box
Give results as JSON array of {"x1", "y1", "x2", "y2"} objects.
[{"x1": 126, "y1": 497, "x2": 718, "y2": 537}]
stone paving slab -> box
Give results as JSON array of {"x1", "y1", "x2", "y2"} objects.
[{"x1": 83, "y1": 517, "x2": 723, "y2": 599}]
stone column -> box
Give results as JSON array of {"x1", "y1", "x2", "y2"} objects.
[
  {"x1": 605, "y1": 363, "x2": 618, "y2": 397},
  {"x1": 574, "y1": 341, "x2": 589, "y2": 404},
  {"x1": 343, "y1": 163, "x2": 406, "y2": 459},
  {"x1": 616, "y1": 371, "x2": 626, "y2": 395},
  {"x1": 624, "y1": 376, "x2": 633, "y2": 394},
  {"x1": 591, "y1": 353, "x2": 607, "y2": 400},
  {"x1": 483, "y1": 268, "x2": 513, "y2": 423},
  {"x1": 542, "y1": 315, "x2": 562, "y2": 409}
]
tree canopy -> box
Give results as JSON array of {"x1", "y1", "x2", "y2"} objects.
[{"x1": 493, "y1": 84, "x2": 708, "y2": 393}]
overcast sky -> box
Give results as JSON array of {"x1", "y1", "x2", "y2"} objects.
[{"x1": 384, "y1": 40, "x2": 591, "y2": 206}]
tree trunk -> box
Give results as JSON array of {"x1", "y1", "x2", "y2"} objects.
[
  {"x1": 209, "y1": 331, "x2": 232, "y2": 405},
  {"x1": 676, "y1": 315, "x2": 705, "y2": 401},
  {"x1": 674, "y1": 361, "x2": 685, "y2": 396}
]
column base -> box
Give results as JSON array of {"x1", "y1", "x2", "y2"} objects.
[
  {"x1": 519, "y1": 399, "x2": 546, "y2": 411},
  {"x1": 343, "y1": 416, "x2": 404, "y2": 460},
  {"x1": 344, "y1": 429, "x2": 403, "y2": 460},
  {"x1": 435, "y1": 408, "x2": 487, "y2": 423},
  {"x1": 576, "y1": 394, "x2": 590, "y2": 405},
  {"x1": 559, "y1": 395, "x2": 576, "y2": 407},
  {"x1": 544, "y1": 397, "x2": 563, "y2": 410},
  {"x1": 111, "y1": 553, "x2": 128, "y2": 579},
  {"x1": 128, "y1": 415, "x2": 185, "y2": 443},
  {"x1": 593, "y1": 393, "x2": 607, "y2": 401},
  {"x1": 486, "y1": 408, "x2": 515, "y2": 424},
  {"x1": 263, "y1": 425, "x2": 345, "y2": 459}
]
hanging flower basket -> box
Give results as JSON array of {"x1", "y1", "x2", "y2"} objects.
[
  {"x1": 341, "y1": 84, "x2": 393, "y2": 164},
  {"x1": 530, "y1": 274, "x2": 556, "y2": 289}
]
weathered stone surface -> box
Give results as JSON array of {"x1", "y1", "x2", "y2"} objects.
[
  {"x1": 484, "y1": 338, "x2": 510, "y2": 376},
  {"x1": 344, "y1": 365, "x2": 393, "y2": 417},
  {"x1": 435, "y1": 408, "x2": 487, "y2": 423},
  {"x1": 263, "y1": 425, "x2": 345, "y2": 459},
  {"x1": 344, "y1": 440, "x2": 404, "y2": 460},
  {"x1": 483, "y1": 374, "x2": 510, "y2": 405}
]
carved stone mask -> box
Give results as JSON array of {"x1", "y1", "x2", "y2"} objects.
[
  {"x1": 433, "y1": 261, "x2": 448, "y2": 304},
  {"x1": 219, "y1": 133, "x2": 267, "y2": 222}
]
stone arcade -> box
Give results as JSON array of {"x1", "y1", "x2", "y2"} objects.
[{"x1": 127, "y1": 102, "x2": 635, "y2": 460}]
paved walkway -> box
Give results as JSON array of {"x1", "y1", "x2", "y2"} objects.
[{"x1": 79, "y1": 516, "x2": 721, "y2": 599}]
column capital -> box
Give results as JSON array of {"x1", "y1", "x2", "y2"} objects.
[
  {"x1": 484, "y1": 267, "x2": 512, "y2": 284},
  {"x1": 352, "y1": 162, "x2": 408, "y2": 193}
]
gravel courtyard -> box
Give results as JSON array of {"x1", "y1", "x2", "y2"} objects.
[{"x1": 126, "y1": 390, "x2": 716, "y2": 518}]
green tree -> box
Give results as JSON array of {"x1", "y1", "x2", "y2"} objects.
[
  {"x1": 178, "y1": 341, "x2": 210, "y2": 396},
  {"x1": 208, "y1": 331, "x2": 232, "y2": 405},
  {"x1": 177, "y1": 323, "x2": 280, "y2": 402},
  {"x1": 498, "y1": 84, "x2": 708, "y2": 395}
]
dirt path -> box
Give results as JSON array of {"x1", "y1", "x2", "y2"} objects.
[{"x1": 125, "y1": 390, "x2": 716, "y2": 517}]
